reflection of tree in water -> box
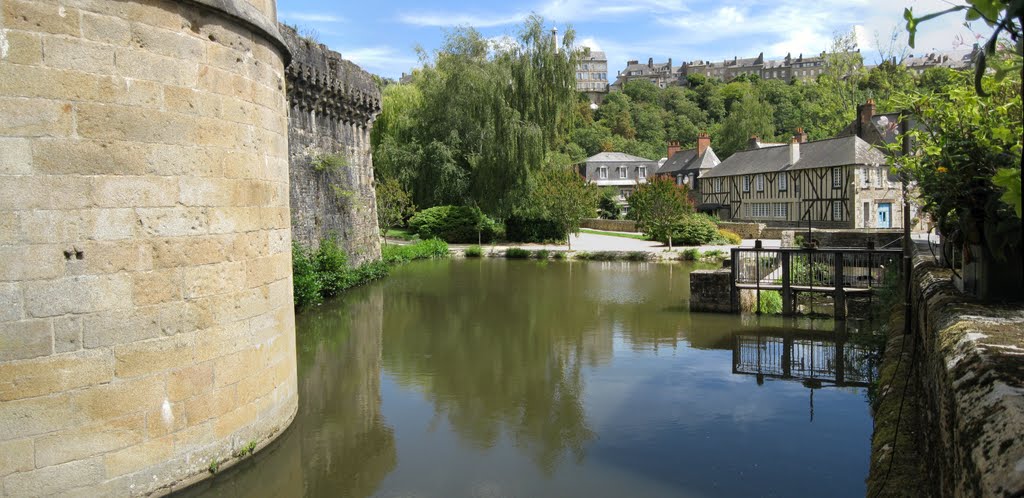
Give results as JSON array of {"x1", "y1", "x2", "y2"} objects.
[
  {"x1": 295, "y1": 285, "x2": 396, "y2": 497},
  {"x1": 381, "y1": 261, "x2": 601, "y2": 474}
]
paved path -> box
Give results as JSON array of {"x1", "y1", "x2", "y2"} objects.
[{"x1": 392, "y1": 230, "x2": 780, "y2": 255}]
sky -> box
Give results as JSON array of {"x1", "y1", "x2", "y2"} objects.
[{"x1": 276, "y1": 0, "x2": 989, "y2": 79}]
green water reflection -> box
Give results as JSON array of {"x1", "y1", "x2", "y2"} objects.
[{"x1": 181, "y1": 259, "x2": 876, "y2": 498}]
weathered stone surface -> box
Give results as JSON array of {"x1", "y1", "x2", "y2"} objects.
[
  {"x1": 280, "y1": 24, "x2": 381, "y2": 265},
  {"x1": 0, "y1": 0, "x2": 297, "y2": 495},
  {"x1": 689, "y1": 269, "x2": 735, "y2": 313}
]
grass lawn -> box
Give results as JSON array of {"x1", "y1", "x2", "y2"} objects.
[
  {"x1": 385, "y1": 228, "x2": 418, "y2": 241},
  {"x1": 579, "y1": 228, "x2": 648, "y2": 240}
]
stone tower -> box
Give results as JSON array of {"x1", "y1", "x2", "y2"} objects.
[{"x1": 0, "y1": 0, "x2": 297, "y2": 495}]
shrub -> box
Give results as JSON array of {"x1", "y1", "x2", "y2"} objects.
[
  {"x1": 315, "y1": 237, "x2": 349, "y2": 297},
  {"x1": 552, "y1": 251, "x2": 566, "y2": 260},
  {"x1": 758, "y1": 290, "x2": 783, "y2": 314},
  {"x1": 717, "y1": 228, "x2": 742, "y2": 245},
  {"x1": 625, "y1": 251, "x2": 649, "y2": 261},
  {"x1": 534, "y1": 249, "x2": 550, "y2": 260},
  {"x1": 382, "y1": 238, "x2": 450, "y2": 264},
  {"x1": 505, "y1": 248, "x2": 531, "y2": 259},
  {"x1": 292, "y1": 241, "x2": 322, "y2": 308},
  {"x1": 703, "y1": 249, "x2": 726, "y2": 260},
  {"x1": 505, "y1": 216, "x2": 565, "y2": 243},
  {"x1": 681, "y1": 248, "x2": 701, "y2": 261},
  {"x1": 673, "y1": 213, "x2": 720, "y2": 245},
  {"x1": 408, "y1": 205, "x2": 498, "y2": 243},
  {"x1": 464, "y1": 245, "x2": 483, "y2": 257}
]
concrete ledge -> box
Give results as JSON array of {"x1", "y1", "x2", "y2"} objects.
[{"x1": 910, "y1": 252, "x2": 1024, "y2": 496}]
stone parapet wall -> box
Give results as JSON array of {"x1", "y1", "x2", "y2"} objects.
[
  {"x1": 909, "y1": 253, "x2": 1024, "y2": 496},
  {"x1": 0, "y1": 0, "x2": 297, "y2": 495},
  {"x1": 280, "y1": 25, "x2": 381, "y2": 266},
  {"x1": 780, "y1": 228, "x2": 903, "y2": 248},
  {"x1": 689, "y1": 269, "x2": 734, "y2": 313},
  {"x1": 580, "y1": 218, "x2": 638, "y2": 232},
  {"x1": 717, "y1": 222, "x2": 764, "y2": 240}
]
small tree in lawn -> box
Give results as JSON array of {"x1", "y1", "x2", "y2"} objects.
[
  {"x1": 375, "y1": 176, "x2": 415, "y2": 246},
  {"x1": 534, "y1": 167, "x2": 598, "y2": 251},
  {"x1": 628, "y1": 176, "x2": 693, "y2": 250}
]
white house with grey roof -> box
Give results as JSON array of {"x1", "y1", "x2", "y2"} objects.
[
  {"x1": 579, "y1": 151, "x2": 659, "y2": 213},
  {"x1": 700, "y1": 134, "x2": 904, "y2": 229}
]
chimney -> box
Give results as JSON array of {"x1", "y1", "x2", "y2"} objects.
[
  {"x1": 668, "y1": 58, "x2": 672, "y2": 72},
  {"x1": 667, "y1": 140, "x2": 681, "y2": 160},
  {"x1": 789, "y1": 137, "x2": 800, "y2": 164},
  {"x1": 697, "y1": 132, "x2": 711, "y2": 157},
  {"x1": 747, "y1": 135, "x2": 760, "y2": 150},
  {"x1": 795, "y1": 127, "x2": 808, "y2": 143},
  {"x1": 856, "y1": 99, "x2": 876, "y2": 139}
]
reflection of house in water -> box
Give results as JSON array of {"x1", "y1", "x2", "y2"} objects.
[{"x1": 731, "y1": 330, "x2": 878, "y2": 388}]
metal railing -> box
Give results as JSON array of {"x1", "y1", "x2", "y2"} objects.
[
  {"x1": 733, "y1": 332, "x2": 877, "y2": 387},
  {"x1": 730, "y1": 245, "x2": 902, "y2": 318}
]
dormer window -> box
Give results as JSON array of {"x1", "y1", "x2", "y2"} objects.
[
  {"x1": 639, "y1": 166, "x2": 647, "y2": 179},
  {"x1": 619, "y1": 167, "x2": 627, "y2": 179},
  {"x1": 599, "y1": 166, "x2": 607, "y2": 179}
]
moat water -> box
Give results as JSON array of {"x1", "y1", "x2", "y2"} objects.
[{"x1": 181, "y1": 259, "x2": 880, "y2": 497}]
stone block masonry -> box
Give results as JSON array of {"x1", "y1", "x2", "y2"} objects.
[
  {"x1": 280, "y1": 25, "x2": 382, "y2": 266},
  {"x1": 0, "y1": 0, "x2": 297, "y2": 495}
]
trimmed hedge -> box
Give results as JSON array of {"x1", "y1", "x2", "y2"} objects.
[
  {"x1": 408, "y1": 205, "x2": 499, "y2": 243},
  {"x1": 505, "y1": 216, "x2": 566, "y2": 243}
]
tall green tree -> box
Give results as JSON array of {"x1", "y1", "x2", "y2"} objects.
[
  {"x1": 627, "y1": 177, "x2": 693, "y2": 249},
  {"x1": 531, "y1": 167, "x2": 598, "y2": 250},
  {"x1": 716, "y1": 92, "x2": 777, "y2": 157}
]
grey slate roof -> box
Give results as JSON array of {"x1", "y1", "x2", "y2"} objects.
[
  {"x1": 701, "y1": 136, "x2": 885, "y2": 178},
  {"x1": 656, "y1": 147, "x2": 720, "y2": 175},
  {"x1": 586, "y1": 152, "x2": 654, "y2": 163}
]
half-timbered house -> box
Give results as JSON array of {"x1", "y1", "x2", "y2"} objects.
[{"x1": 700, "y1": 134, "x2": 904, "y2": 229}]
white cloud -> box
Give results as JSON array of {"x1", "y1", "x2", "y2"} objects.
[
  {"x1": 578, "y1": 37, "x2": 603, "y2": 52},
  {"x1": 279, "y1": 12, "x2": 346, "y2": 23},
  {"x1": 339, "y1": 46, "x2": 418, "y2": 77},
  {"x1": 398, "y1": 11, "x2": 528, "y2": 28}
]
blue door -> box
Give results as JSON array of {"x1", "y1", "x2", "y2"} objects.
[{"x1": 877, "y1": 203, "x2": 892, "y2": 228}]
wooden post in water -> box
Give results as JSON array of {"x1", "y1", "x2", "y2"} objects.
[
  {"x1": 834, "y1": 251, "x2": 846, "y2": 320},
  {"x1": 781, "y1": 251, "x2": 793, "y2": 316}
]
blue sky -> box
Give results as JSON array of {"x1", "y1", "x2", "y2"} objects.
[{"x1": 276, "y1": 0, "x2": 987, "y2": 79}]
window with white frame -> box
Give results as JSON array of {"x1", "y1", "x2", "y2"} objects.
[
  {"x1": 756, "y1": 174, "x2": 764, "y2": 192},
  {"x1": 831, "y1": 167, "x2": 842, "y2": 188},
  {"x1": 619, "y1": 167, "x2": 627, "y2": 179},
  {"x1": 773, "y1": 203, "x2": 788, "y2": 218},
  {"x1": 676, "y1": 174, "x2": 683, "y2": 186},
  {"x1": 876, "y1": 167, "x2": 884, "y2": 187},
  {"x1": 639, "y1": 166, "x2": 647, "y2": 179},
  {"x1": 599, "y1": 166, "x2": 607, "y2": 179},
  {"x1": 778, "y1": 173, "x2": 788, "y2": 191},
  {"x1": 832, "y1": 201, "x2": 843, "y2": 220},
  {"x1": 863, "y1": 167, "x2": 872, "y2": 187},
  {"x1": 743, "y1": 175, "x2": 751, "y2": 192},
  {"x1": 715, "y1": 178, "x2": 723, "y2": 192}
]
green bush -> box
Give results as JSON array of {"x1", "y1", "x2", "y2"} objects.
[
  {"x1": 681, "y1": 248, "x2": 701, "y2": 261},
  {"x1": 408, "y1": 205, "x2": 498, "y2": 243},
  {"x1": 315, "y1": 237, "x2": 349, "y2": 297},
  {"x1": 291, "y1": 241, "x2": 322, "y2": 308},
  {"x1": 717, "y1": 228, "x2": 743, "y2": 245},
  {"x1": 552, "y1": 251, "x2": 566, "y2": 260},
  {"x1": 624, "y1": 252, "x2": 649, "y2": 261},
  {"x1": 703, "y1": 249, "x2": 726, "y2": 259},
  {"x1": 382, "y1": 238, "x2": 450, "y2": 264},
  {"x1": 505, "y1": 248, "x2": 531, "y2": 259},
  {"x1": 673, "y1": 213, "x2": 720, "y2": 245},
  {"x1": 464, "y1": 245, "x2": 483, "y2": 257},
  {"x1": 758, "y1": 290, "x2": 783, "y2": 314},
  {"x1": 534, "y1": 249, "x2": 550, "y2": 260},
  {"x1": 505, "y1": 216, "x2": 566, "y2": 243}
]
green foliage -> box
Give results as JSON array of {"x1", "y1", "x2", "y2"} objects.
[
  {"x1": 464, "y1": 245, "x2": 483, "y2": 257},
  {"x1": 887, "y1": 74, "x2": 1021, "y2": 258},
  {"x1": 376, "y1": 176, "x2": 416, "y2": 237},
  {"x1": 505, "y1": 216, "x2": 565, "y2": 243},
  {"x1": 408, "y1": 205, "x2": 499, "y2": 243},
  {"x1": 314, "y1": 237, "x2": 349, "y2": 297},
  {"x1": 534, "y1": 249, "x2": 550, "y2": 260},
  {"x1": 667, "y1": 213, "x2": 720, "y2": 245},
  {"x1": 505, "y1": 248, "x2": 531, "y2": 259},
  {"x1": 381, "y1": 239, "x2": 450, "y2": 264},
  {"x1": 597, "y1": 187, "x2": 622, "y2": 219},
  {"x1": 529, "y1": 166, "x2": 599, "y2": 250},
  {"x1": 292, "y1": 241, "x2": 322, "y2": 308},
  {"x1": 993, "y1": 167, "x2": 1022, "y2": 218},
  {"x1": 758, "y1": 290, "x2": 783, "y2": 314},
  {"x1": 681, "y1": 248, "x2": 701, "y2": 261},
  {"x1": 552, "y1": 251, "x2": 566, "y2": 260},
  {"x1": 311, "y1": 152, "x2": 347, "y2": 172},
  {"x1": 207, "y1": 459, "x2": 219, "y2": 474},
  {"x1": 628, "y1": 176, "x2": 693, "y2": 248},
  {"x1": 717, "y1": 228, "x2": 743, "y2": 245},
  {"x1": 703, "y1": 249, "x2": 726, "y2": 259}
]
